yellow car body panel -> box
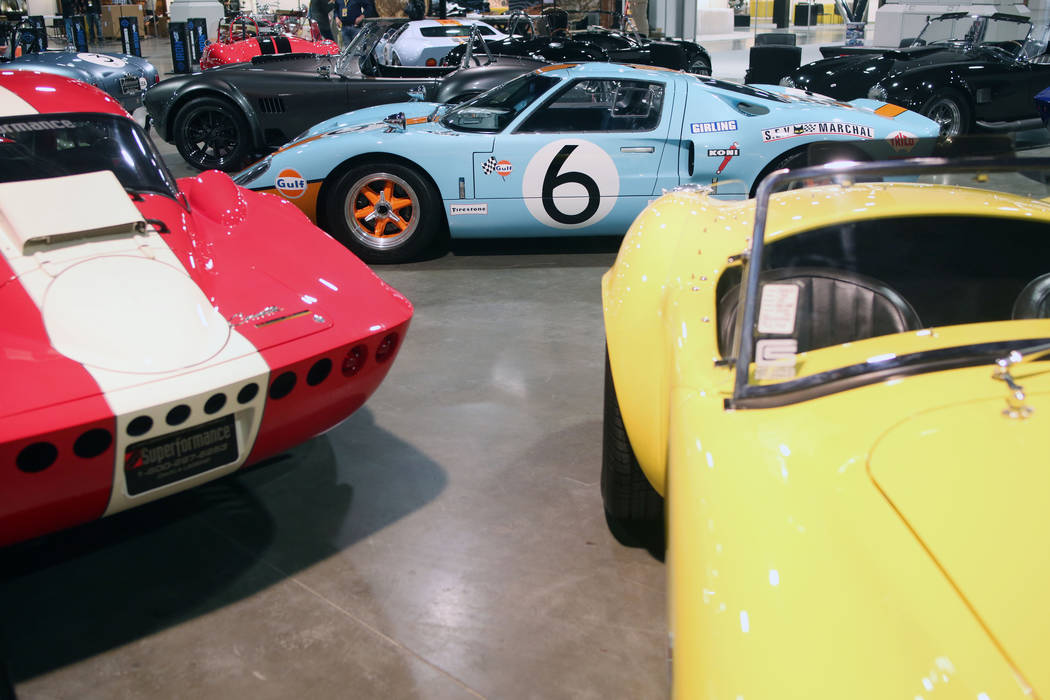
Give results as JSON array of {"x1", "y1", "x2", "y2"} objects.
[{"x1": 602, "y1": 180, "x2": 1050, "y2": 698}]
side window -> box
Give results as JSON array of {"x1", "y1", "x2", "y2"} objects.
[{"x1": 517, "y1": 79, "x2": 665, "y2": 134}]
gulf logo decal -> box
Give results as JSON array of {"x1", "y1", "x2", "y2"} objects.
[{"x1": 275, "y1": 169, "x2": 307, "y2": 199}]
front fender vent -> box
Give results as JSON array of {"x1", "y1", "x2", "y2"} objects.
[{"x1": 258, "y1": 96, "x2": 286, "y2": 113}]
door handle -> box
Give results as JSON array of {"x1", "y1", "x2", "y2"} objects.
[{"x1": 620, "y1": 146, "x2": 654, "y2": 153}]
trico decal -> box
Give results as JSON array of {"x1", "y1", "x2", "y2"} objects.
[
  {"x1": 691, "y1": 120, "x2": 737, "y2": 134},
  {"x1": 762, "y1": 122, "x2": 874, "y2": 142},
  {"x1": 481, "y1": 156, "x2": 513, "y2": 178},
  {"x1": 522, "y1": 139, "x2": 618, "y2": 230},
  {"x1": 275, "y1": 168, "x2": 307, "y2": 199},
  {"x1": 886, "y1": 130, "x2": 917, "y2": 152},
  {"x1": 708, "y1": 143, "x2": 740, "y2": 174},
  {"x1": 450, "y1": 203, "x2": 488, "y2": 215}
]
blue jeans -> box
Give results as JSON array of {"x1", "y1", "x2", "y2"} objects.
[
  {"x1": 64, "y1": 16, "x2": 75, "y2": 45},
  {"x1": 86, "y1": 12, "x2": 101, "y2": 42}
]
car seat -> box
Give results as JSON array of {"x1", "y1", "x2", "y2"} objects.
[
  {"x1": 745, "y1": 44, "x2": 802, "y2": 85},
  {"x1": 718, "y1": 267, "x2": 923, "y2": 355},
  {"x1": 1012, "y1": 273, "x2": 1050, "y2": 318}
]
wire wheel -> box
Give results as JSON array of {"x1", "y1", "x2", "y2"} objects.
[
  {"x1": 922, "y1": 92, "x2": 970, "y2": 138},
  {"x1": 341, "y1": 172, "x2": 420, "y2": 250}
]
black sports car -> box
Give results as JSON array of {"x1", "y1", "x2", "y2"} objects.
[
  {"x1": 144, "y1": 20, "x2": 545, "y2": 171},
  {"x1": 441, "y1": 9, "x2": 712, "y2": 76},
  {"x1": 781, "y1": 12, "x2": 1050, "y2": 137}
]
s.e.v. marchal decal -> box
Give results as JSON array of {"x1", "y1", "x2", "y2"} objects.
[{"x1": 762, "y1": 122, "x2": 874, "y2": 142}]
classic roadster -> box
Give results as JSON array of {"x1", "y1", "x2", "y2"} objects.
[
  {"x1": 1, "y1": 20, "x2": 158, "y2": 116},
  {"x1": 442, "y1": 9, "x2": 713, "y2": 75},
  {"x1": 144, "y1": 19, "x2": 545, "y2": 171},
  {"x1": 602, "y1": 154, "x2": 1050, "y2": 697},
  {"x1": 200, "y1": 14, "x2": 340, "y2": 69},
  {"x1": 782, "y1": 12, "x2": 1050, "y2": 137},
  {"x1": 0, "y1": 72, "x2": 413, "y2": 547},
  {"x1": 375, "y1": 18, "x2": 507, "y2": 66},
  {"x1": 233, "y1": 62, "x2": 938, "y2": 262}
]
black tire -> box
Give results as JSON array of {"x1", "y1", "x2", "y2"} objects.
[
  {"x1": 324, "y1": 163, "x2": 442, "y2": 264},
  {"x1": 921, "y1": 90, "x2": 971, "y2": 138},
  {"x1": 173, "y1": 96, "x2": 253, "y2": 172},
  {"x1": 749, "y1": 148, "x2": 807, "y2": 197},
  {"x1": 601, "y1": 349, "x2": 664, "y2": 533}
]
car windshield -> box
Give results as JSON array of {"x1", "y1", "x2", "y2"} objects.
[
  {"x1": 441, "y1": 72, "x2": 559, "y2": 132},
  {"x1": 916, "y1": 13, "x2": 1032, "y2": 56},
  {"x1": 724, "y1": 152, "x2": 1050, "y2": 407},
  {"x1": 336, "y1": 20, "x2": 393, "y2": 74},
  {"x1": 0, "y1": 112, "x2": 178, "y2": 198}
]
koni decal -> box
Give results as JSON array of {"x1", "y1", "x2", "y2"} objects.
[
  {"x1": 762, "y1": 122, "x2": 874, "y2": 142},
  {"x1": 708, "y1": 143, "x2": 740, "y2": 174}
]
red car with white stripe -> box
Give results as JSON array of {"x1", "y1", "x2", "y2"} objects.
[
  {"x1": 0, "y1": 72, "x2": 412, "y2": 547},
  {"x1": 201, "y1": 17, "x2": 340, "y2": 70}
]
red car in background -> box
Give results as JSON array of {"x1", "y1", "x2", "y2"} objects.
[
  {"x1": 201, "y1": 14, "x2": 340, "y2": 69},
  {"x1": 0, "y1": 72, "x2": 412, "y2": 547}
]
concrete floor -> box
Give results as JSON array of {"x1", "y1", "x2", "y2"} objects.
[{"x1": 0, "y1": 24, "x2": 1028, "y2": 699}]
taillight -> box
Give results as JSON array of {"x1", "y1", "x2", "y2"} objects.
[
  {"x1": 342, "y1": 344, "x2": 368, "y2": 377},
  {"x1": 375, "y1": 333, "x2": 399, "y2": 363},
  {"x1": 425, "y1": 58, "x2": 436, "y2": 66}
]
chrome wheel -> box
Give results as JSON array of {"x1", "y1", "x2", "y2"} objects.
[{"x1": 923, "y1": 93, "x2": 969, "y2": 138}]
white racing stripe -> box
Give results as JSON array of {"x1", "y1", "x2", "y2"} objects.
[
  {"x1": 0, "y1": 85, "x2": 38, "y2": 117},
  {"x1": 0, "y1": 173, "x2": 271, "y2": 516}
]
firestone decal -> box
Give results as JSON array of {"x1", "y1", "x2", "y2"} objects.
[
  {"x1": 522, "y1": 139, "x2": 618, "y2": 230},
  {"x1": 887, "y1": 130, "x2": 918, "y2": 152},
  {"x1": 76, "y1": 53, "x2": 128, "y2": 68},
  {"x1": 450, "y1": 203, "x2": 488, "y2": 215},
  {"x1": 691, "y1": 120, "x2": 738, "y2": 134},
  {"x1": 762, "y1": 122, "x2": 874, "y2": 142},
  {"x1": 275, "y1": 169, "x2": 307, "y2": 199}
]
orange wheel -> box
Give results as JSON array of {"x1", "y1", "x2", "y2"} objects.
[{"x1": 326, "y1": 164, "x2": 442, "y2": 263}]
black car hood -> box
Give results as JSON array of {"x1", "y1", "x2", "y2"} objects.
[
  {"x1": 793, "y1": 46, "x2": 986, "y2": 99},
  {"x1": 213, "y1": 52, "x2": 341, "y2": 76}
]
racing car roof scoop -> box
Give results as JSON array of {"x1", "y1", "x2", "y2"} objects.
[{"x1": 0, "y1": 171, "x2": 146, "y2": 255}]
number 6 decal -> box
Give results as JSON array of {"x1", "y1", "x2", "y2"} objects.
[{"x1": 523, "y1": 139, "x2": 619, "y2": 230}]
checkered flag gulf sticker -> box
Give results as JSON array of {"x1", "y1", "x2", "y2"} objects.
[{"x1": 481, "y1": 156, "x2": 498, "y2": 175}]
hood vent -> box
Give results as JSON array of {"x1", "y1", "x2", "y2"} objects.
[
  {"x1": 258, "y1": 96, "x2": 286, "y2": 113},
  {"x1": 0, "y1": 171, "x2": 145, "y2": 255}
]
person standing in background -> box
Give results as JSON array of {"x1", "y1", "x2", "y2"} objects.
[
  {"x1": 85, "y1": 0, "x2": 102, "y2": 44},
  {"x1": 310, "y1": 0, "x2": 336, "y2": 40},
  {"x1": 628, "y1": 0, "x2": 649, "y2": 35},
  {"x1": 61, "y1": 0, "x2": 78, "y2": 46},
  {"x1": 337, "y1": 0, "x2": 375, "y2": 46}
]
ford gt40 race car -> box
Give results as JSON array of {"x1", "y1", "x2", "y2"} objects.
[
  {"x1": 235, "y1": 62, "x2": 938, "y2": 263},
  {"x1": 0, "y1": 72, "x2": 413, "y2": 547},
  {"x1": 602, "y1": 153, "x2": 1050, "y2": 698}
]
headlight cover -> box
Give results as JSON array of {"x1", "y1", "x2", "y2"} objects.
[
  {"x1": 868, "y1": 83, "x2": 889, "y2": 101},
  {"x1": 779, "y1": 75, "x2": 796, "y2": 88},
  {"x1": 233, "y1": 157, "x2": 271, "y2": 185}
]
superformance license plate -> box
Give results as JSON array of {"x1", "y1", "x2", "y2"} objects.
[{"x1": 123, "y1": 414, "x2": 238, "y2": 495}]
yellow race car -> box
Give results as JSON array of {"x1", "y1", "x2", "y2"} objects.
[{"x1": 601, "y1": 156, "x2": 1050, "y2": 699}]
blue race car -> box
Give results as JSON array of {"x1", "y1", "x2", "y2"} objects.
[
  {"x1": 234, "y1": 63, "x2": 939, "y2": 263},
  {"x1": 1, "y1": 22, "x2": 158, "y2": 117}
]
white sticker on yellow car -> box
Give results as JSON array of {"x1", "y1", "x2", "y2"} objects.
[
  {"x1": 522, "y1": 139, "x2": 618, "y2": 229},
  {"x1": 757, "y1": 283, "x2": 799, "y2": 334},
  {"x1": 755, "y1": 338, "x2": 798, "y2": 380}
]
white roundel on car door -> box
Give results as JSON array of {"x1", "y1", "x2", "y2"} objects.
[{"x1": 522, "y1": 139, "x2": 619, "y2": 230}]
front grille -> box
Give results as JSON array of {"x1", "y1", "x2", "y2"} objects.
[
  {"x1": 258, "y1": 96, "x2": 285, "y2": 113},
  {"x1": 119, "y1": 74, "x2": 141, "y2": 95}
]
